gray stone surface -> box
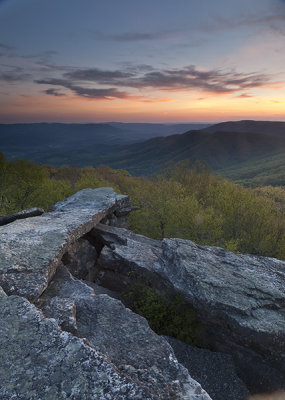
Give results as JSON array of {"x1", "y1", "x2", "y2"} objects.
[
  {"x1": 36, "y1": 264, "x2": 211, "y2": 399},
  {"x1": 0, "y1": 288, "x2": 153, "y2": 400},
  {"x1": 0, "y1": 188, "x2": 214, "y2": 399},
  {"x1": 156, "y1": 239, "x2": 285, "y2": 392},
  {"x1": 165, "y1": 336, "x2": 249, "y2": 400},
  {"x1": 94, "y1": 225, "x2": 285, "y2": 393},
  {"x1": 94, "y1": 224, "x2": 163, "y2": 292},
  {"x1": 0, "y1": 188, "x2": 128, "y2": 300}
]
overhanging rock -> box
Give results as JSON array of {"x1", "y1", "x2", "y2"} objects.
[{"x1": 0, "y1": 187, "x2": 129, "y2": 300}]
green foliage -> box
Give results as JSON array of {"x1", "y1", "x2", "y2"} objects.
[
  {"x1": 123, "y1": 286, "x2": 205, "y2": 347},
  {"x1": 0, "y1": 156, "x2": 284, "y2": 260}
]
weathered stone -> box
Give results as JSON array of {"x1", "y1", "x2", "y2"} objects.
[
  {"x1": 74, "y1": 294, "x2": 212, "y2": 399},
  {"x1": 94, "y1": 224, "x2": 163, "y2": 292},
  {"x1": 93, "y1": 225, "x2": 285, "y2": 394},
  {"x1": 62, "y1": 237, "x2": 98, "y2": 279},
  {"x1": 165, "y1": 336, "x2": 249, "y2": 400},
  {"x1": 35, "y1": 264, "x2": 96, "y2": 333},
  {"x1": 0, "y1": 188, "x2": 128, "y2": 300},
  {"x1": 0, "y1": 207, "x2": 44, "y2": 226},
  {"x1": 0, "y1": 289, "x2": 153, "y2": 400},
  {"x1": 36, "y1": 264, "x2": 212, "y2": 399},
  {"x1": 37, "y1": 296, "x2": 78, "y2": 333},
  {"x1": 155, "y1": 239, "x2": 285, "y2": 393}
]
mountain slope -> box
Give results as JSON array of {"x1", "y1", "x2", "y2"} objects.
[
  {"x1": 0, "y1": 122, "x2": 209, "y2": 161},
  {"x1": 218, "y1": 151, "x2": 285, "y2": 186},
  {"x1": 205, "y1": 120, "x2": 285, "y2": 137},
  {"x1": 97, "y1": 130, "x2": 285, "y2": 176}
]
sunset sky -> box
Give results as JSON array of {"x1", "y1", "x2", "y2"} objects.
[{"x1": 1, "y1": 0, "x2": 285, "y2": 123}]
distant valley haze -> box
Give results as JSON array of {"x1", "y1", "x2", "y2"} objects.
[{"x1": 1, "y1": 120, "x2": 285, "y2": 186}]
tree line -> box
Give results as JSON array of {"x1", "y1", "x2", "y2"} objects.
[{"x1": 0, "y1": 153, "x2": 284, "y2": 260}]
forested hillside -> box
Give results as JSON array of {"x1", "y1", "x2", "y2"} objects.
[
  {"x1": 97, "y1": 130, "x2": 285, "y2": 177},
  {"x1": 1, "y1": 153, "x2": 284, "y2": 260}
]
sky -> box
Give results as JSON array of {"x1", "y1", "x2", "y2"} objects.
[{"x1": 0, "y1": 0, "x2": 285, "y2": 123}]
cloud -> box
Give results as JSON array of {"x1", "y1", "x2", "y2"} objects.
[
  {"x1": 201, "y1": 11, "x2": 285, "y2": 34},
  {"x1": 64, "y1": 68, "x2": 134, "y2": 82},
  {"x1": 36, "y1": 64, "x2": 277, "y2": 100},
  {"x1": 92, "y1": 30, "x2": 178, "y2": 42},
  {"x1": 44, "y1": 88, "x2": 65, "y2": 97},
  {"x1": 62, "y1": 65, "x2": 272, "y2": 94},
  {"x1": 36, "y1": 78, "x2": 132, "y2": 100},
  {"x1": 235, "y1": 93, "x2": 254, "y2": 98},
  {"x1": 0, "y1": 66, "x2": 32, "y2": 82}
]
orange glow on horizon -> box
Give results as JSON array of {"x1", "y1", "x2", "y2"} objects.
[{"x1": 1, "y1": 90, "x2": 285, "y2": 123}]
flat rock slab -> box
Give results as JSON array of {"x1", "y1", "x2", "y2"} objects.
[
  {"x1": 0, "y1": 288, "x2": 153, "y2": 400},
  {"x1": 0, "y1": 188, "x2": 129, "y2": 300}
]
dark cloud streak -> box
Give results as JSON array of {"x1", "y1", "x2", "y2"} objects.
[
  {"x1": 44, "y1": 88, "x2": 65, "y2": 96},
  {"x1": 36, "y1": 64, "x2": 275, "y2": 100},
  {"x1": 92, "y1": 30, "x2": 179, "y2": 42},
  {"x1": 0, "y1": 66, "x2": 32, "y2": 82},
  {"x1": 36, "y1": 78, "x2": 132, "y2": 99}
]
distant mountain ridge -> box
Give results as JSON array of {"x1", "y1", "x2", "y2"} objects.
[
  {"x1": 97, "y1": 129, "x2": 285, "y2": 176},
  {"x1": 204, "y1": 120, "x2": 285, "y2": 137},
  {"x1": 0, "y1": 120, "x2": 284, "y2": 186},
  {"x1": 0, "y1": 122, "x2": 210, "y2": 160}
]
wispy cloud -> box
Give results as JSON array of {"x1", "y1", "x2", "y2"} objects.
[
  {"x1": 64, "y1": 68, "x2": 134, "y2": 82},
  {"x1": 92, "y1": 30, "x2": 179, "y2": 42},
  {"x1": 201, "y1": 8, "x2": 285, "y2": 35},
  {"x1": 235, "y1": 93, "x2": 254, "y2": 98},
  {"x1": 0, "y1": 66, "x2": 32, "y2": 82},
  {"x1": 36, "y1": 78, "x2": 133, "y2": 100},
  {"x1": 44, "y1": 88, "x2": 65, "y2": 97},
  {"x1": 34, "y1": 61, "x2": 280, "y2": 101},
  {"x1": 44, "y1": 64, "x2": 274, "y2": 95}
]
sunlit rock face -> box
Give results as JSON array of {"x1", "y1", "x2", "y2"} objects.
[{"x1": 0, "y1": 188, "x2": 212, "y2": 400}]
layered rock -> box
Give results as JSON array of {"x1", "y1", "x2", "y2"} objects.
[
  {"x1": 0, "y1": 188, "x2": 212, "y2": 400},
  {"x1": 93, "y1": 224, "x2": 285, "y2": 394},
  {"x1": 0, "y1": 187, "x2": 129, "y2": 299}
]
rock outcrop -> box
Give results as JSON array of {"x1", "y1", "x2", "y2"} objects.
[
  {"x1": 1, "y1": 187, "x2": 284, "y2": 399},
  {"x1": 0, "y1": 188, "x2": 211, "y2": 400},
  {"x1": 93, "y1": 223, "x2": 285, "y2": 394}
]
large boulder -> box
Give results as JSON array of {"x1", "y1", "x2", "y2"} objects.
[{"x1": 94, "y1": 224, "x2": 285, "y2": 394}]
